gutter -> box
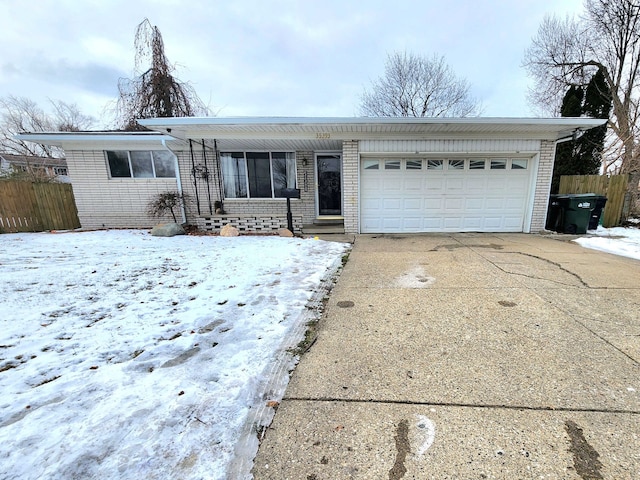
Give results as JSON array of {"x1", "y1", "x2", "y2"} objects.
[{"x1": 161, "y1": 138, "x2": 187, "y2": 224}]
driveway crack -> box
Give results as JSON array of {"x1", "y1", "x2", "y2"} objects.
[
  {"x1": 283, "y1": 397, "x2": 640, "y2": 415},
  {"x1": 473, "y1": 249, "x2": 591, "y2": 288}
]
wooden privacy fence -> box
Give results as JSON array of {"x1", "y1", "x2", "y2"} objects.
[
  {"x1": 0, "y1": 181, "x2": 80, "y2": 233},
  {"x1": 558, "y1": 174, "x2": 629, "y2": 227}
]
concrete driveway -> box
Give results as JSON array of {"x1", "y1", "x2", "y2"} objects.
[{"x1": 253, "y1": 233, "x2": 640, "y2": 480}]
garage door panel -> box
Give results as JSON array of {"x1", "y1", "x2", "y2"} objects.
[
  {"x1": 444, "y1": 217, "x2": 462, "y2": 229},
  {"x1": 444, "y1": 197, "x2": 464, "y2": 210},
  {"x1": 424, "y1": 217, "x2": 443, "y2": 229},
  {"x1": 466, "y1": 178, "x2": 487, "y2": 191},
  {"x1": 487, "y1": 178, "x2": 508, "y2": 190},
  {"x1": 362, "y1": 198, "x2": 382, "y2": 210},
  {"x1": 382, "y1": 198, "x2": 402, "y2": 210},
  {"x1": 404, "y1": 178, "x2": 423, "y2": 190},
  {"x1": 425, "y1": 178, "x2": 445, "y2": 191},
  {"x1": 402, "y1": 218, "x2": 423, "y2": 230},
  {"x1": 483, "y1": 217, "x2": 503, "y2": 229},
  {"x1": 424, "y1": 198, "x2": 443, "y2": 210},
  {"x1": 462, "y1": 217, "x2": 483, "y2": 230},
  {"x1": 485, "y1": 197, "x2": 505, "y2": 209},
  {"x1": 361, "y1": 217, "x2": 382, "y2": 232},
  {"x1": 403, "y1": 198, "x2": 422, "y2": 211},
  {"x1": 382, "y1": 218, "x2": 402, "y2": 229},
  {"x1": 465, "y1": 197, "x2": 485, "y2": 210},
  {"x1": 503, "y1": 216, "x2": 525, "y2": 228},
  {"x1": 445, "y1": 177, "x2": 464, "y2": 190},
  {"x1": 360, "y1": 158, "x2": 531, "y2": 233}
]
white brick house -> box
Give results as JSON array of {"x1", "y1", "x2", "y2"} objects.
[{"x1": 18, "y1": 117, "x2": 605, "y2": 234}]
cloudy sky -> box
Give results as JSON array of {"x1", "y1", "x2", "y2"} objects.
[{"x1": 0, "y1": 0, "x2": 585, "y2": 128}]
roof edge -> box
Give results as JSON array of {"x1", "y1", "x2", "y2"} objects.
[{"x1": 138, "y1": 116, "x2": 607, "y2": 128}]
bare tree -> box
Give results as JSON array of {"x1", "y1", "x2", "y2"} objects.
[
  {"x1": 523, "y1": 0, "x2": 640, "y2": 173},
  {"x1": 116, "y1": 19, "x2": 209, "y2": 130},
  {"x1": 50, "y1": 100, "x2": 95, "y2": 132},
  {"x1": 0, "y1": 96, "x2": 94, "y2": 157},
  {"x1": 360, "y1": 51, "x2": 481, "y2": 118}
]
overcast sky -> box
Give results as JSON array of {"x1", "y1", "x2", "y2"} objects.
[{"x1": 0, "y1": 0, "x2": 585, "y2": 128}]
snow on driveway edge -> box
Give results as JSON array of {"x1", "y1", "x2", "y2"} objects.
[{"x1": 227, "y1": 250, "x2": 348, "y2": 479}]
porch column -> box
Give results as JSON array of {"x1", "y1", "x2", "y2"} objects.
[
  {"x1": 342, "y1": 140, "x2": 359, "y2": 234},
  {"x1": 530, "y1": 139, "x2": 556, "y2": 232}
]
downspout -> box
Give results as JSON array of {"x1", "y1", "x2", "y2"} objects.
[{"x1": 161, "y1": 138, "x2": 187, "y2": 224}]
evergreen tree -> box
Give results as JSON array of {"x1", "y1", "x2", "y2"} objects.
[
  {"x1": 578, "y1": 69, "x2": 612, "y2": 174},
  {"x1": 551, "y1": 85, "x2": 583, "y2": 193},
  {"x1": 550, "y1": 69, "x2": 612, "y2": 194}
]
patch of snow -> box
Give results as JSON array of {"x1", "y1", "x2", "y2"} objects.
[
  {"x1": 0, "y1": 230, "x2": 349, "y2": 479},
  {"x1": 413, "y1": 415, "x2": 436, "y2": 456},
  {"x1": 574, "y1": 225, "x2": 640, "y2": 260},
  {"x1": 394, "y1": 264, "x2": 435, "y2": 288}
]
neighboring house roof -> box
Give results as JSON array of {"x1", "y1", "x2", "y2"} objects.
[{"x1": 0, "y1": 153, "x2": 67, "y2": 168}]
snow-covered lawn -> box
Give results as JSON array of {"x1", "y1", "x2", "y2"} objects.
[
  {"x1": 575, "y1": 224, "x2": 640, "y2": 260},
  {"x1": 0, "y1": 230, "x2": 349, "y2": 480}
]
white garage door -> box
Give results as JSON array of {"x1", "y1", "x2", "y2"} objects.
[{"x1": 360, "y1": 157, "x2": 533, "y2": 233}]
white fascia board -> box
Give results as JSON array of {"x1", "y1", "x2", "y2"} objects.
[
  {"x1": 15, "y1": 133, "x2": 177, "y2": 149},
  {"x1": 139, "y1": 117, "x2": 607, "y2": 141},
  {"x1": 139, "y1": 116, "x2": 606, "y2": 127},
  {"x1": 173, "y1": 129, "x2": 571, "y2": 142}
]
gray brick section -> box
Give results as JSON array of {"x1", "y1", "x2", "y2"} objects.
[
  {"x1": 342, "y1": 140, "x2": 359, "y2": 233},
  {"x1": 530, "y1": 140, "x2": 556, "y2": 232},
  {"x1": 197, "y1": 215, "x2": 302, "y2": 232}
]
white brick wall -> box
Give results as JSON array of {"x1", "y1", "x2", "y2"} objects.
[
  {"x1": 66, "y1": 147, "x2": 317, "y2": 232},
  {"x1": 530, "y1": 140, "x2": 556, "y2": 232},
  {"x1": 66, "y1": 138, "x2": 557, "y2": 234},
  {"x1": 342, "y1": 140, "x2": 359, "y2": 233},
  {"x1": 65, "y1": 150, "x2": 178, "y2": 229}
]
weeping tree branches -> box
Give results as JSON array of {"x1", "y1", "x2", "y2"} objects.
[
  {"x1": 116, "y1": 19, "x2": 208, "y2": 130},
  {"x1": 360, "y1": 52, "x2": 481, "y2": 118},
  {"x1": 523, "y1": 0, "x2": 640, "y2": 173}
]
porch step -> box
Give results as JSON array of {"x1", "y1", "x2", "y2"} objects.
[
  {"x1": 302, "y1": 224, "x2": 345, "y2": 234},
  {"x1": 312, "y1": 216, "x2": 344, "y2": 226}
]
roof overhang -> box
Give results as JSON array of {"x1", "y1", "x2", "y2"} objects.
[
  {"x1": 138, "y1": 116, "x2": 607, "y2": 142},
  {"x1": 16, "y1": 117, "x2": 608, "y2": 152},
  {"x1": 15, "y1": 132, "x2": 184, "y2": 150}
]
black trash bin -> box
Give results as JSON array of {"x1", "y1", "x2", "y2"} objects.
[
  {"x1": 545, "y1": 194, "x2": 563, "y2": 232},
  {"x1": 546, "y1": 194, "x2": 596, "y2": 234},
  {"x1": 588, "y1": 195, "x2": 607, "y2": 230}
]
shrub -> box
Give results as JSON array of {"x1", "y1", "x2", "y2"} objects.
[{"x1": 146, "y1": 191, "x2": 190, "y2": 223}]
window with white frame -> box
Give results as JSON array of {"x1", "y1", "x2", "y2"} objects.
[
  {"x1": 221, "y1": 152, "x2": 296, "y2": 198},
  {"x1": 106, "y1": 150, "x2": 176, "y2": 178}
]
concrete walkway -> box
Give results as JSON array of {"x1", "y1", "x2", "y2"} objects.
[{"x1": 253, "y1": 233, "x2": 640, "y2": 479}]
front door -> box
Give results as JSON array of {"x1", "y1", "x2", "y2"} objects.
[{"x1": 316, "y1": 154, "x2": 342, "y2": 216}]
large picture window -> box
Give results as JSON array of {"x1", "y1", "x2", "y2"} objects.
[
  {"x1": 221, "y1": 152, "x2": 296, "y2": 198},
  {"x1": 106, "y1": 150, "x2": 176, "y2": 178}
]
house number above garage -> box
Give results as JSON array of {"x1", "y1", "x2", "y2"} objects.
[{"x1": 315, "y1": 132, "x2": 331, "y2": 139}]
